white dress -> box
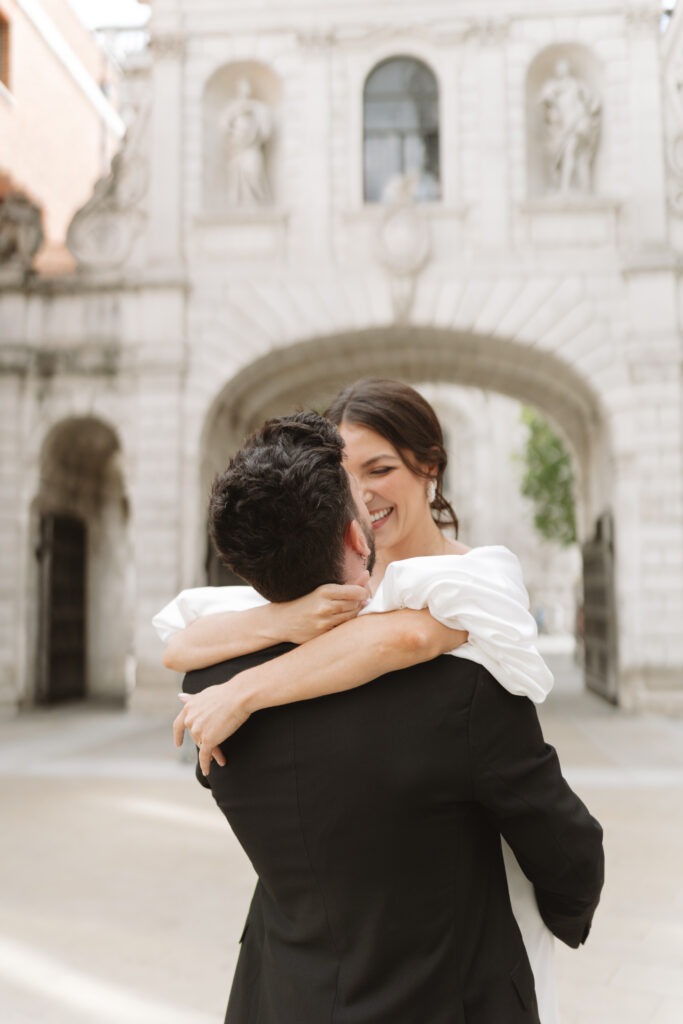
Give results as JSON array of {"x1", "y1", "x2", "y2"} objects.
[{"x1": 154, "y1": 546, "x2": 560, "y2": 1024}]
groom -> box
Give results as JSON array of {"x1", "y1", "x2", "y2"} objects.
[{"x1": 180, "y1": 412, "x2": 604, "y2": 1024}]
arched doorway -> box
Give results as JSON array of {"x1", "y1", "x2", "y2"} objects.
[
  {"x1": 198, "y1": 327, "x2": 614, "y2": 697},
  {"x1": 34, "y1": 418, "x2": 131, "y2": 705}
]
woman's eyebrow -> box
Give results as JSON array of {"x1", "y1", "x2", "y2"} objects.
[{"x1": 361, "y1": 453, "x2": 400, "y2": 468}]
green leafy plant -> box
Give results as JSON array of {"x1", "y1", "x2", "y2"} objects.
[{"x1": 519, "y1": 407, "x2": 577, "y2": 547}]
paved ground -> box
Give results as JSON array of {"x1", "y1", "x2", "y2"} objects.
[{"x1": 1, "y1": 651, "x2": 682, "y2": 1024}]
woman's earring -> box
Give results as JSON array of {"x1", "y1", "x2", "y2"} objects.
[{"x1": 427, "y1": 479, "x2": 437, "y2": 504}]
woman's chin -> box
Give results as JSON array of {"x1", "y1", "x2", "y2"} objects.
[{"x1": 373, "y1": 526, "x2": 397, "y2": 552}]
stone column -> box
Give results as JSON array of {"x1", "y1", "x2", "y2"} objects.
[
  {"x1": 286, "y1": 33, "x2": 334, "y2": 264},
  {"x1": 147, "y1": 31, "x2": 186, "y2": 270},
  {"x1": 127, "y1": 288, "x2": 187, "y2": 712},
  {"x1": 625, "y1": 8, "x2": 668, "y2": 245},
  {"x1": 473, "y1": 20, "x2": 511, "y2": 248},
  {"x1": 0, "y1": 369, "x2": 25, "y2": 713},
  {"x1": 614, "y1": 267, "x2": 683, "y2": 710}
]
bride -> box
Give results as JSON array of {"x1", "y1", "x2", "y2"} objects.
[{"x1": 155, "y1": 379, "x2": 560, "y2": 1024}]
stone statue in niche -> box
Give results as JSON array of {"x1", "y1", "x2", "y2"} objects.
[
  {"x1": 539, "y1": 59, "x2": 601, "y2": 195},
  {"x1": 0, "y1": 191, "x2": 44, "y2": 271},
  {"x1": 220, "y1": 78, "x2": 272, "y2": 206}
]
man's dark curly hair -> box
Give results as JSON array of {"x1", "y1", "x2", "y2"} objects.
[{"x1": 208, "y1": 412, "x2": 358, "y2": 602}]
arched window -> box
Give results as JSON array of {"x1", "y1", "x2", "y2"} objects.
[{"x1": 363, "y1": 57, "x2": 440, "y2": 204}]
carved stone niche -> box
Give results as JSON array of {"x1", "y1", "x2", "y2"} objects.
[
  {"x1": 526, "y1": 44, "x2": 604, "y2": 201},
  {"x1": 202, "y1": 61, "x2": 281, "y2": 215}
]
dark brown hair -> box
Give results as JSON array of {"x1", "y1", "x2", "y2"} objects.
[
  {"x1": 326, "y1": 378, "x2": 459, "y2": 536},
  {"x1": 209, "y1": 412, "x2": 359, "y2": 601}
]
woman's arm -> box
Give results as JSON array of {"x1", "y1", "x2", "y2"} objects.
[
  {"x1": 174, "y1": 608, "x2": 467, "y2": 775},
  {"x1": 163, "y1": 583, "x2": 369, "y2": 672},
  {"x1": 375, "y1": 548, "x2": 554, "y2": 703}
]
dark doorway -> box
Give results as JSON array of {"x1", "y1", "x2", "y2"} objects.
[
  {"x1": 582, "y1": 511, "x2": 618, "y2": 703},
  {"x1": 38, "y1": 514, "x2": 87, "y2": 703}
]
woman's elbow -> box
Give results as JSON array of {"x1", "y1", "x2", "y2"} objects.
[
  {"x1": 400, "y1": 619, "x2": 468, "y2": 661},
  {"x1": 395, "y1": 621, "x2": 442, "y2": 660},
  {"x1": 162, "y1": 641, "x2": 187, "y2": 672}
]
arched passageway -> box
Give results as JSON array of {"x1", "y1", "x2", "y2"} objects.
[
  {"x1": 33, "y1": 418, "x2": 131, "y2": 704},
  {"x1": 202, "y1": 329, "x2": 604, "y2": 490},
  {"x1": 198, "y1": 327, "x2": 616, "y2": 700},
  {"x1": 200, "y1": 327, "x2": 607, "y2": 519}
]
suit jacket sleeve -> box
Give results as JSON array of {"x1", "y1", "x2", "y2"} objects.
[
  {"x1": 468, "y1": 665, "x2": 604, "y2": 948},
  {"x1": 182, "y1": 646, "x2": 295, "y2": 790}
]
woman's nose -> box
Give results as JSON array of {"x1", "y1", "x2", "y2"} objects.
[{"x1": 362, "y1": 483, "x2": 373, "y2": 504}]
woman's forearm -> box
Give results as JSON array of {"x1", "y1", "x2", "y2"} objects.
[
  {"x1": 175, "y1": 608, "x2": 467, "y2": 775},
  {"x1": 238, "y1": 609, "x2": 466, "y2": 715},
  {"x1": 163, "y1": 605, "x2": 287, "y2": 672},
  {"x1": 163, "y1": 583, "x2": 370, "y2": 672}
]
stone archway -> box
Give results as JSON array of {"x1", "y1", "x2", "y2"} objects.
[
  {"x1": 33, "y1": 417, "x2": 131, "y2": 704},
  {"x1": 199, "y1": 326, "x2": 613, "y2": 694},
  {"x1": 201, "y1": 327, "x2": 607, "y2": 524}
]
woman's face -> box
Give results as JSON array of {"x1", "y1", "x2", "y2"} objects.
[{"x1": 339, "y1": 420, "x2": 432, "y2": 554}]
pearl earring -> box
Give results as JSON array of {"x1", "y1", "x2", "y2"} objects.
[{"x1": 427, "y1": 479, "x2": 437, "y2": 504}]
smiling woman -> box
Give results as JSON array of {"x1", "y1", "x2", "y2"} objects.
[{"x1": 326, "y1": 378, "x2": 465, "y2": 575}]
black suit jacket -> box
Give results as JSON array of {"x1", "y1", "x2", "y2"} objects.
[{"x1": 185, "y1": 647, "x2": 603, "y2": 1024}]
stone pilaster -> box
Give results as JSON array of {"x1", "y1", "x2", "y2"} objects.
[
  {"x1": 472, "y1": 20, "x2": 511, "y2": 248},
  {"x1": 147, "y1": 32, "x2": 186, "y2": 269},
  {"x1": 625, "y1": 7, "x2": 668, "y2": 245}
]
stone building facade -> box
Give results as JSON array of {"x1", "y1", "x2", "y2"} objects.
[
  {"x1": 0, "y1": 0, "x2": 123, "y2": 270},
  {"x1": 1, "y1": 0, "x2": 682, "y2": 713}
]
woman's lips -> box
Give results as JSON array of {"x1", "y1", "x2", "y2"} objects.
[{"x1": 369, "y1": 507, "x2": 393, "y2": 529}]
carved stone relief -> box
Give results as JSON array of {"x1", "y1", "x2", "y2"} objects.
[
  {"x1": 67, "y1": 105, "x2": 149, "y2": 270},
  {"x1": 470, "y1": 18, "x2": 511, "y2": 47},
  {"x1": 0, "y1": 191, "x2": 44, "y2": 273},
  {"x1": 376, "y1": 174, "x2": 431, "y2": 322},
  {"x1": 150, "y1": 33, "x2": 186, "y2": 59},
  {"x1": 624, "y1": 7, "x2": 662, "y2": 34}
]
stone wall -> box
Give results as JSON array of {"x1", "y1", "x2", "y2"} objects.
[{"x1": 1, "y1": 0, "x2": 681, "y2": 712}]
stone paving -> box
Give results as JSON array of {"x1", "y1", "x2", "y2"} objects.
[{"x1": 1, "y1": 651, "x2": 682, "y2": 1023}]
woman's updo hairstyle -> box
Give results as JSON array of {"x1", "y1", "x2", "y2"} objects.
[{"x1": 325, "y1": 378, "x2": 459, "y2": 536}]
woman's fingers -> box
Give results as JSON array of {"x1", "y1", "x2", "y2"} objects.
[
  {"x1": 174, "y1": 692, "x2": 231, "y2": 775},
  {"x1": 328, "y1": 607, "x2": 364, "y2": 627},
  {"x1": 199, "y1": 742, "x2": 214, "y2": 777},
  {"x1": 173, "y1": 705, "x2": 187, "y2": 747},
  {"x1": 323, "y1": 584, "x2": 370, "y2": 605}
]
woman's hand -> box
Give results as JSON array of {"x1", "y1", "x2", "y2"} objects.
[
  {"x1": 276, "y1": 583, "x2": 369, "y2": 644},
  {"x1": 163, "y1": 583, "x2": 370, "y2": 673},
  {"x1": 173, "y1": 680, "x2": 252, "y2": 776}
]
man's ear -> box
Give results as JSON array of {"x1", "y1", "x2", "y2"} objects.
[{"x1": 345, "y1": 518, "x2": 370, "y2": 559}]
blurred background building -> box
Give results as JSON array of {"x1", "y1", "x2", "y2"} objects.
[
  {"x1": 0, "y1": 0, "x2": 124, "y2": 272},
  {"x1": 1, "y1": 0, "x2": 681, "y2": 714}
]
